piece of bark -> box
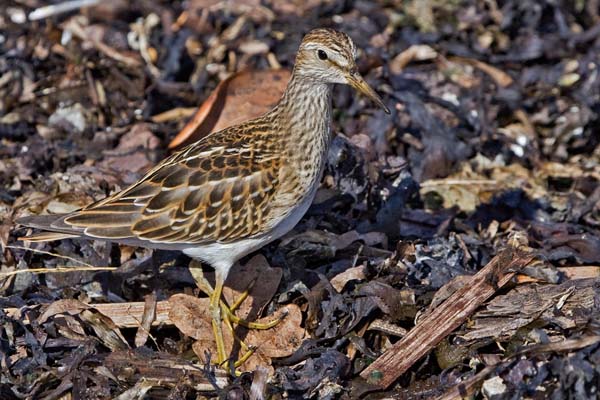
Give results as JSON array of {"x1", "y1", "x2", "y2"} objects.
[
  {"x1": 516, "y1": 266, "x2": 600, "y2": 283},
  {"x1": 6, "y1": 301, "x2": 171, "y2": 328},
  {"x1": 461, "y1": 278, "x2": 597, "y2": 341},
  {"x1": 90, "y1": 301, "x2": 172, "y2": 327},
  {"x1": 105, "y1": 349, "x2": 228, "y2": 390},
  {"x1": 134, "y1": 292, "x2": 157, "y2": 347},
  {"x1": 360, "y1": 246, "x2": 535, "y2": 389}
]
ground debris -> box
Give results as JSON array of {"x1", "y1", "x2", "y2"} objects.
[{"x1": 1, "y1": 0, "x2": 599, "y2": 398}]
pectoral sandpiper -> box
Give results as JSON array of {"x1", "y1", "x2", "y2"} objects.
[{"x1": 17, "y1": 28, "x2": 389, "y2": 370}]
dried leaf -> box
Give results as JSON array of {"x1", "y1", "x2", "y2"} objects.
[
  {"x1": 38, "y1": 299, "x2": 90, "y2": 324},
  {"x1": 168, "y1": 69, "x2": 290, "y2": 149},
  {"x1": 167, "y1": 294, "x2": 212, "y2": 339},
  {"x1": 223, "y1": 254, "x2": 283, "y2": 320},
  {"x1": 191, "y1": 304, "x2": 305, "y2": 374},
  {"x1": 99, "y1": 123, "x2": 160, "y2": 175},
  {"x1": 330, "y1": 265, "x2": 367, "y2": 292},
  {"x1": 80, "y1": 309, "x2": 130, "y2": 351}
]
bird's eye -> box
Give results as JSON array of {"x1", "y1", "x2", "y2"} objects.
[{"x1": 317, "y1": 50, "x2": 328, "y2": 60}]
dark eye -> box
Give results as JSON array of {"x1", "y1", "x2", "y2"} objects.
[{"x1": 317, "y1": 50, "x2": 328, "y2": 60}]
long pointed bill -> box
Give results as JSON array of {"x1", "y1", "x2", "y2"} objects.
[{"x1": 347, "y1": 72, "x2": 390, "y2": 114}]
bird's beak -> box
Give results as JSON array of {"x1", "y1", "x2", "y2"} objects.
[{"x1": 346, "y1": 71, "x2": 390, "y2": 114}]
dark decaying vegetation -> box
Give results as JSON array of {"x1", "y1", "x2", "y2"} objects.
[{"x1": 1, "y1": 0, "x2": 599, "y2": 398}]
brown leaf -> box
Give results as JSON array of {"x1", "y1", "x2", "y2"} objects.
[
  {"x1": 246, "y1": 304, "x2": 304, "y2": 359},
  {"x1": 80, "y1": 309, "x2": 130, "y2": 351},
  {"x1": 169, "y1": 256, "x2": 304, "y2": 374},
  {"x1": 167, "y1": 294, "x2": 211, "y2": 339},
  {"x1": 358, "y1": 281, "x2": 415, "y2": 320},
  {"x1": 168, "y1": 69, "x2": 290, "y2": 149},
  {"x1": 169, "y1": 293, "x2": 304, "y2": 373},
  {"x1": 99, "y1": 123, "x2": 160, "y2": 175},
  {"x1": 38, "y1": 299, "x2": 90, "y2": 324},
  {"x1": 330, "y1": 265, "x2": 367, "y2": 292},
  {"x1": 55, "y1": 314, "x2": 88, "y2": 341},
  {"x1": 222, "y1": 254, "x2": 282, "y2": 320}
]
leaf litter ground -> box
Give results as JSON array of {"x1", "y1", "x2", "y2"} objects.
[{"x1": 1, "y1": 1, "x2": 600, "y2": 399}]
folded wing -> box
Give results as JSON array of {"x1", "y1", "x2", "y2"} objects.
[{"x1": 18, "y1": 129, "x2": 282, "y2": 248}]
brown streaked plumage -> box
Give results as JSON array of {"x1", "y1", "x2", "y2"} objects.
[{"x1": 16, "y1": 28, "x2": 389, "y2": 370}]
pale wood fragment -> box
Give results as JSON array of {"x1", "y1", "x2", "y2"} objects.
[{"x1": 359, "y1": 247, "x2": 534, "y2": 389}]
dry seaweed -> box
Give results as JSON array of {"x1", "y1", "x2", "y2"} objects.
[{"x1": 1, "y1": 0, "x2": 600, "y2": 398}]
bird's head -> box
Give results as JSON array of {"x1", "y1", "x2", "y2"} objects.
[{"x1": 295, "y1": 28, "x2": 389, "y2": 113}]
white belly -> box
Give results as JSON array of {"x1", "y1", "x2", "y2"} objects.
[{"x1": 182, "y1": 184, "x2": 317, "y2": 278}]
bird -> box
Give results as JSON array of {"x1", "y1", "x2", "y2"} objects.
[{"x1": 16, "y1": 28, "x2": 390, "y2": 370}]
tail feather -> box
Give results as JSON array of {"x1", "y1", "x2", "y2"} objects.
[
  {"x1": 19, "y1": 232, "x2": 81, "y2": 242},
  {"x1": 15, "y1": 213, "x2": 186, "y2": 250},
  {"x1": 16, "y1": 214, "x2": 65, "y2": 229},
  {"x1": 16, "y1": 214, "x2": 84, "y2": 242}
]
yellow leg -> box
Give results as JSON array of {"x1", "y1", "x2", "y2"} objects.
[
  {"x1": 189, "y1": 260, "x2": 285, "y2": 370},
  {"x1": 209, "y1": 277, "x2": 227, "y2": 366},
  {"x1": 223, "y1": 307, "x2": 286, "y2": 329},
  {"x1": 228, "y1": 277, "x2": 255, "y2": 311},
  {"x1": 190, "y1": 261, "x2": 285, "y2": 329}
]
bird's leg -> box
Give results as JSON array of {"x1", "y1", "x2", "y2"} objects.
[
  {"x1": 189, "y1": 260, "x2": 286, "y2": 371},
  {"x1": 189, "y1": 261, "x2": 258, "y2": 369},
  {"x1": 221, "y1": 277, "x2": 286, "y2": 329},
  {"x1": 189, "y1": 260, "x2": 285, "y2": 330},
  {"x1": 209, "y1": 274, "x2": 227, "y2": 366}
]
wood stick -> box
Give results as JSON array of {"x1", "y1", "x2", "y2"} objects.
[
  {"x1": 359, "y1": 246, "x2": 534, "y2": 389},
  {"x1": 105, "y1": 350, "x2": 228, "y2": 390},
  {"x1": 5, "y1": 300, "x2": 173, "y2": 328},
  {"x1": 516, "y1": 265, "x2": 600, "y2": 283}
]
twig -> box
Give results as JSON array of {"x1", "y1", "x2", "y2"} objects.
[
  {"x1": 435, "y1": 335, "x2": 600, "y2": 399},
  {"x1": 360, "y1": 245, "x2": 535, "y2": 389},
  {"x1": 28, "y1": 0, "x2": 100, "y2": 21},
  {"x1": 105, "y1": 350, "x2": 228, "y2": 390},
  {"x1": 63, "y1": 18, "x2": 141, "y2": 67},
  {"x1": 151, "y1": 107, "x2": 197, "y2": 123},
  {"x1": 6, "y1": 244, "x2": 97, "y2": 268},
  {"x1": 0, "y1": 265, "x2": 116, "y2": 278},
  {"x1": 420, "y1": 179, "x2": 498, "y2": 187}
]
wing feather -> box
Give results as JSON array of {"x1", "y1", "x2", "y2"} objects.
[{"x1": 18, "y1": 124, "x2": 282, "y2": 248}]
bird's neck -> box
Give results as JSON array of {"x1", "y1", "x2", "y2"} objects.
[{"x1": 275, "y1": 73, "x2": 332, "y2": 147}]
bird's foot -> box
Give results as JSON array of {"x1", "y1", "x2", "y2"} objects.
[
  {"x1": 190, "y1": 261, "x2": 285, "y2": 371},
  {"x1": 221, "y1": 277, "x2": 287, "y2": 330}
]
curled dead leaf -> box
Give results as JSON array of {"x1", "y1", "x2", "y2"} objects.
[
  {"x1": 222, "y1": 254, "x2": 283, "y2": 320},
  {"x1": 38, "y1": 298, "x2": 90, "y2": 324},
  {"x1": 167, "y1": 294, "x2": 211, "y2": 340},
  {"x1": 168, "y1": 69, "x2": 290, "y2": 149},
  {"x1": 390, "y1": 44, "x2": 438, "y2": 75},
  {"x1": 79, "y1": 309, "x2": 130, "y2": 351}
]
